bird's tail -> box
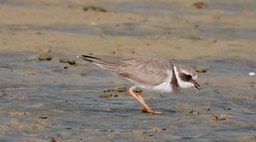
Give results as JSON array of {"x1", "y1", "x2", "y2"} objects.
[
  {"x1": 80, "y1": 55, "x2": 122, "y2": 70},
  {"x1": 80, "y1": 55, "x2": 101, "y2": 63}
]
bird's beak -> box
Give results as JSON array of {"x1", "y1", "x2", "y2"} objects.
[{"x1": 194, "y1": 81, "x2": 201, "y2": 90}]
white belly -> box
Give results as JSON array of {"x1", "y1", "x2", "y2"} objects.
[{"x1": 134, "y1": 74, "x2": 173, "y2": 93}]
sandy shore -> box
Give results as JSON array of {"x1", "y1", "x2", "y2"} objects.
[{"x1": 0, "y1": 0, "x2": 256, "y2": 141}]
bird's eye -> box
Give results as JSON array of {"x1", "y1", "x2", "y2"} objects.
[{"x1": 184, "y1": 74, "x2": 192, "y2": 80}]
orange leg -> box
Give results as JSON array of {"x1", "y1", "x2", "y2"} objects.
[{"x1": 128, "y1": 87, "x2": 163, "y2": 115}]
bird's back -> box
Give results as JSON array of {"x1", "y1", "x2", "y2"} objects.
[{"x1": 114, "y1": 57, "x2": 173, "y2": 86}]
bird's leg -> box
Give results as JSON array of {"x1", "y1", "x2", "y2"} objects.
[
  {"x1": 128, "y1": 87, "x2": 147, "y2": 111},
  {"x1": 136, "y1": 91, "x2": 163, "y2": 115},
  {"x1": 128, "y1": 87, "x2": 163, "y2": 115}
]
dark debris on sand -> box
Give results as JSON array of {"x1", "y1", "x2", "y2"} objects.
[
  {"x1": 38, "y1": 50, "x2": 53, "y2": 61},
  {"x1": 193, "y1": 66, "x2": 208, "y2": 73},
  {"x1": 192, "y1": 2, "x2": 207, "y2": 9},
  {"x1": 103, "y1": 87, "x2": 128, "y2": 93},
  {"x1": 59, "y1": 58, "x2": 76, "y2": 65},
  {"x1": 83, "y1": 6, "x2": 108, "y2": 13},
  {"x1": 99, "y1": 94, "x2": 118, "y2": 98},
  {"x1": 212, "y1": 115, "x2": 226, "y2": 121}
]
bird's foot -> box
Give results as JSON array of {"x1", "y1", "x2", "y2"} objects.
[{"x1": 142, "y1": 109, "x2": 163, "y2": 115}]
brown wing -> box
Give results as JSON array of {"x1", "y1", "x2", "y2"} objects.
[
  {"x1": 81, "y1": 55, "x2": 173, "y2": 86},
  {"x1": 115, "y1": 57, "x2": 173, "y2": 86}
]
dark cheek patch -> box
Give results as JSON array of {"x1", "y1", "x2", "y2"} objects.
[
  {"x1": 179, "y1": 73, "x2": 187, "y2": 81},
  {"x1": 179, "y1": 73, "x2": 192, "y2": 81}
]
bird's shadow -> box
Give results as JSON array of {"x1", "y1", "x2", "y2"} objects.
[
  {"x1": 161, "y1": 109, "x2": 176, "y2": 114},
  {"x1": 82, "y1": 107, "x2": 176, "y2": 115}
]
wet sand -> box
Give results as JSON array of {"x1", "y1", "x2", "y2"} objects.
[{"x1": 0, "y1": 0, "x2": 256, "y2": 141}]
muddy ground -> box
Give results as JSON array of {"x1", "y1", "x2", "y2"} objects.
[{"x1": 0, "y1": 0, "x2": 256, "y2": 141}]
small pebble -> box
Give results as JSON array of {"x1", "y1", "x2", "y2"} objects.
[
  {"x1": 189, "y1": 110, "x2": 199, "y2": 114},
  {"x1": 192, "y1": 2, "x2": 207, "y2": 9},
  {"x1": 39, "y1": 116, "x2": 49, "y2": 120},
  {"x1": 59, "y1": 59, "x2": 76, "y2": 65},
  {"x1": 212, "y1": 115, "x2": 226, "y2": 121},
  {"x1": 38, "y1": 49, "x2": 53, "y2": 61},
  {"x1": 99, "y1": 94, "x2": 118, "y2": 98},
  {"x1": 51, "y1": 137, "x2": 58, "y2": 142},
  {"x1": 224, "y1": 107, "x2": 232, "y2": 110},
  {"x1": 83, "y1": 6, "x2": 108, "y2": 12},
  {"x1": 193, "y1": 66, "x2": 208, "y2": 73}
]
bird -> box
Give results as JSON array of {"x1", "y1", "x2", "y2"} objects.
[{"x1": 80, "y1": 55, "x2": 201, "y2": 114}]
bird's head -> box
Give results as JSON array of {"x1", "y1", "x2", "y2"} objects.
[{"x1": 174, "y1": 64, "x2": 201, "y2": 90}]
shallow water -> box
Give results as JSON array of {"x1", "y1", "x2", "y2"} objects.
[
  {"x1": 0, "y1": 51, "x2": 255, "y2": 141},
  {"x1": 0, "y1": 0, "x2": 256, "y2": 141}
]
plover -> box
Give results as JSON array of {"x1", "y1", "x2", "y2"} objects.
[{"x1": 80, "y1": 55, "x2": 201, "y2": 114}]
